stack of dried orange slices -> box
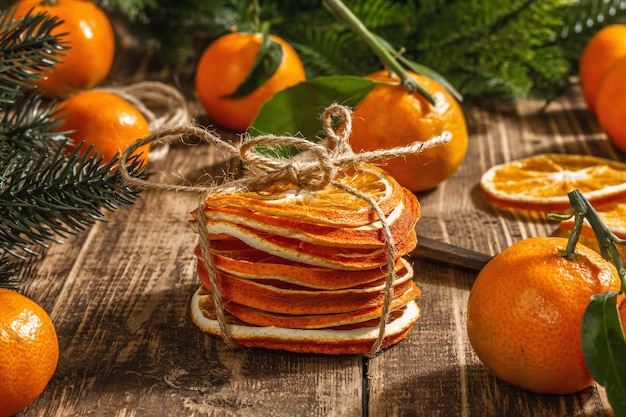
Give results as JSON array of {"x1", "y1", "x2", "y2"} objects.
[
  {"x1": 480, "y1": 154, "x2": 626, "y2": 212},
  {"x1": 189, "y1": 162, "x2": 422, "y2": 354}
]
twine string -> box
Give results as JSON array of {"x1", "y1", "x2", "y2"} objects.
[
  {"x1": 119, "y1": 102, "x2": 452, "y2": 355},
  {"x1": 100, "y1": 81, "x2": 191, "y2": 160},
  {"x1": 195, "y1": 196, "x2": 237, "y2": 347}
]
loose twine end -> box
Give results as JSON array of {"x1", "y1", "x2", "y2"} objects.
[{"x1": 118, "y1": 101, "x2": 452, "y2": 356}]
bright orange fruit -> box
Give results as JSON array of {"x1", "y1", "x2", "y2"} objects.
[
  {"x1": 55, "y1": 90, "x2": 150, "y2": 165},
  {"x1": 348, "y1": 70, "x2": 468, "y2": 193},
  {"x1": 596, "y1": 55, "x2": 626, "y2": 153},
  {"x1": 480, "y1": 153, "x2": 626, "y2": 211},
  {"x1": 12, "y1": 0, "x2": 115, "y2": 99},
  {"x1": 467, "y1": 236, "x2": 621, "y2": 394},
  {"x1": 579, "y1": 24, "x2": 626, "y2": 114},
  {"x1": 195, "y1": 31, "x2": 306, "y2": 132},
  {"x1": 0, "y1": 289, "x2": 59, "y2": 417}
]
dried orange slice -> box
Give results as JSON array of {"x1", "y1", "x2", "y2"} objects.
[
  {"x1": 195, "y1": 258, "x2": 416, "y2": 315},
  {"x1": 205, "y1": 249, "x2": 408, "y2": 290},
  {"x1": 221, "y1": 284, "x2": 420, "y2": 329},
  {"x1": 480, "y1": 154, "x2": 626, "y2": 211},
  {"x1": 193, "y1": 189, "x2": 419, "y2": 248},
  {"x1": 203, "y1": 227, "x2": 417, "y2": 270},
  {"x1": 201, "y1": 163, "x2": 405, "y2": 226},
  {"x1": 191, "y1": 289, "x2": 420, "y2": 355}
]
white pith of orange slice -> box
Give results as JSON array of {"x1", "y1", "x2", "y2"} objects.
[{"x1": 480, "y1": 154, "x2": 626, "y2": 211}]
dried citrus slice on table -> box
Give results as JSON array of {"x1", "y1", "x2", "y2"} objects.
[{"x1": 480, "y1": 154, "x2": 626, "y2": 211}]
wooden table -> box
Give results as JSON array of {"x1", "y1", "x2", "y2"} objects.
[{"x1": 19, "y1": 82, "x2": 618, "y2": 416}]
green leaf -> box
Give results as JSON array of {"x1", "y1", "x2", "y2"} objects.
[
  {"x1": 224, "y1": 23, "x2": 283, "y2": 98},
  {"x1": 250, "y1": 75, "x2": 376, "y2": 151},
  {"x1": 581, "y1": 291, "x2": 626, "y2": 416}
]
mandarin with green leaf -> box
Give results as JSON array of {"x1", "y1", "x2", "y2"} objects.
[
  {"x1": 467, "y1": 236, "x2": 621, "y2": 394},
  {"x1": 348, "y1": 70, "x2": 468, "y2": 193},
  {"x1": 195, "y1": 31, "x2": 306, "y2": 132}
]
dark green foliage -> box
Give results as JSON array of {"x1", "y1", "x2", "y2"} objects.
[
  {"x1": 103, "y1": 0, "x2": 626, "y2": 101},
  {"x1": 0, "y1": 9, "x2": 146, "y2": 288},
  {"x1": 0, "y1": 8, "x2": 66, "y2": 103}
]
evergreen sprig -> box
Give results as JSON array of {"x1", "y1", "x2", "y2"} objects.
[
  {"x1": 0, "y1": 8, "x2": 67, "y2": 103},
  {"x1": 101, "y1": 0, "x2": 626, "y2": 101},
  {"x1": 0, "y1": 9, "x2": 146, "y2": 288},
  {"x1": 0, "y1": 145, "x2": 145, "y2": 256}
]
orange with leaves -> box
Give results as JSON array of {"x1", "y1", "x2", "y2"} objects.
[
  {"x1": 0, "y1": 289, "x2": 59, "y2": 417},
  {"x1": 467, "y1": 236, "x2": 622, "y2": 394},
  {"x1": 579, "y1": 24, "x2": 626, "y2": 114},
  {"x1": 11, "y1": 0, "x2": 115, "y2": 98},
  {"x1": 55, "y1": 90, "x2": 150, "y2": 165},
  {"x1": 195, "y1": 31, "x2": 306, "y2": 132},
  {"x1": 348, "y1": 70, "x2": 468, "y2": 193}
]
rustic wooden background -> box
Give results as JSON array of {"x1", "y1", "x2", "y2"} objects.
[{"x1": 14, "y1": 44, "x2": 620, "y2": 417}]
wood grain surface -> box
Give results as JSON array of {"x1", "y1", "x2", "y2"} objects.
[{"x1": 17, "y1": 82, "x2": 619, "y2": 417}]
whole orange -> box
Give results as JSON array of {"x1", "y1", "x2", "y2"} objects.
[
  {"x1": 55, "y1": 90, "x2": 150, "y2": 165},
  {"x1": 349, "y1": 70, "x2": 468, "y2": 193},
  {"x1": 579, "y1": 24, "x2": 626, "y2": 114},
  {"x1": 12, "y1": 0, "x2": 115, "y2": 99},
  {"x1": 0, "y1": 289, "x2": 59, "y2": 417},
  {"x1": 596, "y1": 55, "x2": 626, "y2": 153},
  {"x1": 195, "y1": 31, "x2": 306, "y2": 132},
  {"x1": 466, "y1": 236, "x2": 621, "y2": 395}
]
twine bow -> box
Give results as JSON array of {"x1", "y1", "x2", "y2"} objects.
[{"x1": 119, "y1": 103, "x2": 451, "y2": 356}]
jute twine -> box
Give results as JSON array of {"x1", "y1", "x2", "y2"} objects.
[
  {"x1": 99, "y1": 81, "x2": 191, "y2": 160},
  {"x1": 119, "y1": 103, "x2": 451, "y2": 356}
]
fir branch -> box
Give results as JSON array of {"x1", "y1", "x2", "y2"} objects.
[
  {"x1": 0, "y1": 8, "x2": 67, "y2": 103},
  {"x1": 0, "y1": 144, "x2": 145, "y2": 250},
  {"x1": 0, "y1": 258, "x2": 17, "y2": 288},
  {"x1": 0, "y1": 144, "x2": 146, "y2": 288},
  {"x1": 0, "y1": 93, "x2": 65, "y2": 157}
]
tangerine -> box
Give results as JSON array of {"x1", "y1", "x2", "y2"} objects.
[
  {"x1": 0, "y1": 289, "x2": 59, "y2": 417},
  {"x1": 579, "y1": 24, "x2": 626, "y2": 114},
  {"x1": 195, "y1": 31, "x2": 306, "y2": 132},
  {"x1": 348, "y1": 70, "x2": 468, "y2": 193},
  {"x1": 55, "y1": 90, "x2": 150, "y2": 165},
  {"x1": 467, "y1": 236, "x2": 621, "y2": 394},
  {"x1": 596, "y1": 55, "x2": 626, "y2": 153},
  {"x1": 11, "y1": 0, "x2": 115, "y2": 99}
]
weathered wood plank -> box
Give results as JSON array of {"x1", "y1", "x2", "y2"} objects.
[{"x1": 21, "y1": 141, "x2": 363, "y2": 417}]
